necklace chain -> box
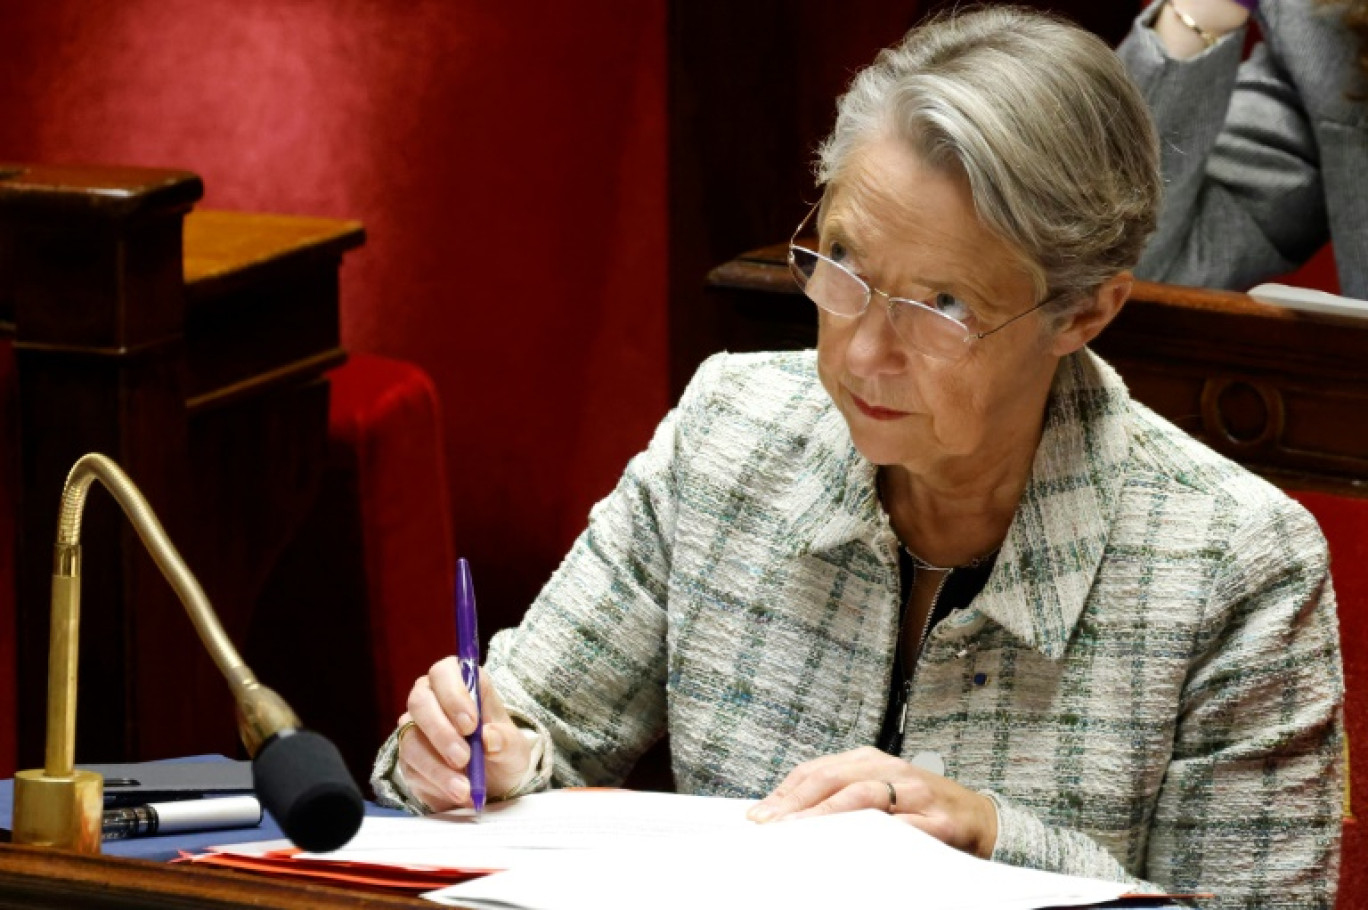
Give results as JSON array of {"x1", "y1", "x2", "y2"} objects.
[
  {"x1": 902, "y1": 543, "x2": 1000, "y2": 573},
  {"x1": 878, "y1": 471, "x2": 1003, "y2": 574}
]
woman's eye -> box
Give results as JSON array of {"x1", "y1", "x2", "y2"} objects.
[
  {"x1": 932, "y1": 292, "x2": 970, "y2": 321},
  {"x1": 828, "y1": 241, "x2": 849, "y2": 263}
]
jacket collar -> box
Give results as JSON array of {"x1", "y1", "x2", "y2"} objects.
[{"x1": 781, "y1": 349, "x2": 1133, "y2": 659}]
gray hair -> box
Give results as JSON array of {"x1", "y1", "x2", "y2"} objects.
[{"x1": 817, "y1": 6, "x2": 1160, "y2": 310}]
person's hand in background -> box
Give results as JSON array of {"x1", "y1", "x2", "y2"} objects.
[{"x1": 1153, "y1": 0, "x2": 1255, "y2": 57}]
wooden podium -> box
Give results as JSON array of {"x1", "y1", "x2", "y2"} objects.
[
  {"x1": 0, "y1": 165, "x2": 438, "y2": 906},
  {"x1": 0, "y1": 164, "x2": 365, "y2": 769}
]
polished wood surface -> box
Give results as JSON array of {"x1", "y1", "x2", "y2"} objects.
[
  {"x1": 0, "y1": 843, "x2": 429, "y2": 909},
  {"x1": 0, "y1": 164, "x2": 365, "y2": 769},
  {"x1": 184, "y1": 211, "x2": 365, "y2": 288},
  {"x1": 705, "y1": 242, "x2": 1368, "y2": 496},
  {"x1": 182, "y1": 210, "x2": 358, "y2": 412}
]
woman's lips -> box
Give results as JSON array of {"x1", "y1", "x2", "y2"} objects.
[{"x1": 849, "y1": 392, "x2": 910, "y2": 421}]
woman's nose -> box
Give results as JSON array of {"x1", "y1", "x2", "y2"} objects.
[{"x1": 844, "y1": 292, "x2": 905, "y2": 375}]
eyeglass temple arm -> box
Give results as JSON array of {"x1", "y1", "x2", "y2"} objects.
[
  {"x1": 791, "y1": 201, "x2": 822, "y2": 247},
  {"x1": 969, "y1": 295, "x2": 1055, "y2": 340}
]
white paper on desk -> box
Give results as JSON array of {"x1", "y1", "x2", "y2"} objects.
[
  {"x1": 275, "y1": 790, "x2": 759, "y2": 871},
  {"x1": 205, "y1": 838, "x2": 292, "y2": 857},
  {"x1": 424, "y1": 808, "x2": 1132, "y2": 910},
  {"x1": 1248, "y1": 282, "x2": 1368, "y2": 317}
]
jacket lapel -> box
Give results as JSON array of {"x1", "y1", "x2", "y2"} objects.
[
  {"x1": 776, "y1": 401, "x2": 891, "y2": 559},
  {"x1": 973, "y1": 350, "x2": 1133, "y2": 659}
]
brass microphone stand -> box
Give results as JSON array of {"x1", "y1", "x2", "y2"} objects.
[{"x1": 12, "y1": 453, "x2": 305, "y2": 852}]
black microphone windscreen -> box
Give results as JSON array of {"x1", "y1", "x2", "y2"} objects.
[{"x1": 252, "y1": 729, "x2": 364, "y2": 853}]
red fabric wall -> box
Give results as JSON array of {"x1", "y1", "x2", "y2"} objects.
[{"x1": 0, "y1": 1, "x2": 668, "y2": 648}]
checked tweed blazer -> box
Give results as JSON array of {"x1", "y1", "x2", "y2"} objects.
[{"x1": 374, "y1": 349, "x2": 1343, "y2": 908}]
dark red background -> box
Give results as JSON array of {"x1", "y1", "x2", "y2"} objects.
[
  {"x1": 0, "y1": 0, "x2": 668, "y2": 776},
  {"x1": 0, "y1": 2, "x2": 669, "y2": 616},
  {"x1": 0, "y1": 1, "x2": 1341, "y2": 782}
]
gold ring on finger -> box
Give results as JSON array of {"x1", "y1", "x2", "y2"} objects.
[
  {"x1": 884, "y1": 780, "x2": 897, "y2": 813},
  {"x1": 396, "y1": 719, "x2": 419, "y2": 747}
]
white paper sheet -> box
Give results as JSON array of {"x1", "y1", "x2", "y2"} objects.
[
  {"x1": 211, "y1": 790, "x2": 759, "y2": 871},
  {"x1": 1248, "y1": 282, "x2": 1368, "y2": 318},
  {"x1": 208, "y1": 791, "x2": 1135, "y2": 909},
  {"x1": 415, "y1": 797, "x2": 1132, "y2": 910}
]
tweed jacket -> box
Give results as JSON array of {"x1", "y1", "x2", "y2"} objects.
[
  {"x1": 1118, "y1": 0, "x2": 1368, "y2": 299},
  {"x1": 373, "y1": 349, "x2": 1342, "y2": 907}
]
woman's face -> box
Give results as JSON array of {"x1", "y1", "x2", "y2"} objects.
[{"x1": 815, "y1": 136, "x2": 1065, "y2": 479}]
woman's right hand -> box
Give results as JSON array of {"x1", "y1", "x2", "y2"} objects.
[{"x1": 396, "y1": 656, "x2": 533, "y2": 812}]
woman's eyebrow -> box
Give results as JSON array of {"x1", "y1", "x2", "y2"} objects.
[
  {"x1": 818, "y1": 216, "x2": 865, "y2": 257},
  {"x1": 873, "y1": 255, "x2": 996, "y2": 309},
  {"x1": 893, "y1": 282, "x2": 991, "y2": 315},
  {"x1": 924, "y1": 276, "x2": 993, "y2": 308}
]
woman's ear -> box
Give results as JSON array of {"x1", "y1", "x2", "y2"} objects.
[{"x1": 1049, "y1": 272, "x2": 1132, "y2": 357}]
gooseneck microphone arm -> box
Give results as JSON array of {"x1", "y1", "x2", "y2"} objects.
[
  {"x1": 13, "y1": 453, "x2": 364, "y2": 854},
  {"x1": 53, "y1": 451, "x2": 302, "y2": 749},
  {"x1": 53, "y1": 453, "x2": 301, "y2": 754}
]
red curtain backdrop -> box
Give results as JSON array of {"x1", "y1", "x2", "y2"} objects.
[{"x1": 0, "y1": 0, "x2": 669, "y2": 644}]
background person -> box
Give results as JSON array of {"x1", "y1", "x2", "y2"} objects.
[
  {"x1": 1118, "y1": 0, "x2": 1368, "y2": 297},
  {"x1": 375, "y1": 8, "x2": 1344, "y2": 906}
]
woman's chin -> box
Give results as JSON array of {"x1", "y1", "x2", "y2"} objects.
[{"x1": 846, "y1": 430, "x2": 918, "y2": 469}]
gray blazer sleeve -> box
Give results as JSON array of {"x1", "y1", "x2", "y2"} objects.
[{"x1": 1117, "y1": 2, "x2": 1329, "y2": 289}]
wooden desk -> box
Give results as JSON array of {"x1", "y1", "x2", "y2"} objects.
[
  {"x1": 706, "y1": 243, "x2": 1368, "y2": 496},
  {"x1": 0, "y1": 842, "x2": 428, "y2": 909},
  {"x1": 0, "y1": 164, "x2": 365, "y2": 767}
]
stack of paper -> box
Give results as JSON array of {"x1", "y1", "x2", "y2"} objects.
[{"x1": 196, "y1": 790, "x2": 1157, "y2": 908}]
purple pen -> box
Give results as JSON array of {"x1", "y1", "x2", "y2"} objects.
[{"x1": 455, "y1": 557, "x2": 486, "y2": 812}]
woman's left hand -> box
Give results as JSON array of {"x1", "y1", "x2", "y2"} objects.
[{"x1": 745, "y1": 746, "x2": 999, "y2": 859}]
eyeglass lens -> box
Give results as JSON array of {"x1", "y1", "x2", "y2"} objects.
[{"x1": 788, "y1": 246, "x2": 972, "y2": 361}]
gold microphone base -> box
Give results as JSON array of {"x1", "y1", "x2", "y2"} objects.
[{"x1": 12, "y1": 768, "x2": 103, "y2": 853}]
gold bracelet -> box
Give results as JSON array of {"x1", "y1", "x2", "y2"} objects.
[{"x1": 1166, "y1": 0, "x2": 1220, "y2": 49}]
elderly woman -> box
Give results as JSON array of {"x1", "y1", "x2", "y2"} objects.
[{"x1": 373, "y1": 7, "x2": 1344, "y2": 906}]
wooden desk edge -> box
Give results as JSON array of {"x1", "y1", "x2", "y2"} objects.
[{"x1": 0, "y1": 842, "x2": 429, "y2": 909}]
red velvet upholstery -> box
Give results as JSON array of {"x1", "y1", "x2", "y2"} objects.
[
  {"x1": 1289, "y1": 490, "x2": 1368, "y2": 906},
  {"x1": 327, "y1": 353, "x2": 456, "y2": 725}
]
